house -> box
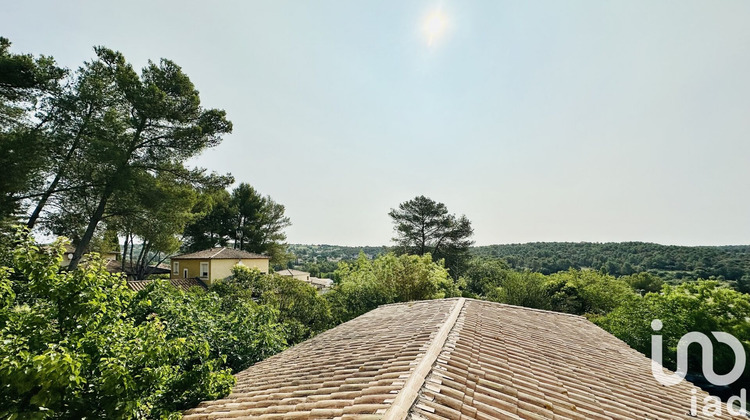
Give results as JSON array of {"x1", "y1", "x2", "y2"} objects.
[
  {"x1": 275, "y1": 268, "x2": 311, "y2": 282},
  {"x1": 183, "y1": 298, "x2": 737, "y2": 419},
  {"x1": 276, "y1": 268, "x2": 334, "y2": 292},
  {"x1": 309, "y1": 276, "x2": 333, "y2": 292},
  {"x1": 170, "y1": 247, "x2": 269, "y2": 285}
]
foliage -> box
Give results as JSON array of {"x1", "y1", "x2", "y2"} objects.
[
  {"x1": 182, "y1": 183, "x2": 291, "y2": 265},
  {"x1": 326, "y1": 253, "x2": 460, "y2": 323},
  {"x1": 129, "y1": 277, "x2": 286, "y2": 374},
  {"x1": 592, "y1": 281, "x2": 750, "y2": 394},
  {"x1": 461, "y1": 257, "x2": 511, "y2": 297},
  {"x1": 545, "y1": 269, "x2": 638, "y2": 315},
  {"x1": 621, "y1": 272, "x2": 664, "y2": 294},
  {"x1": 472, "y1": 242, "x2": 750, "y2": 286},
  {"x1": 0, "y1": 231, "x2": 240, "y2": 418},
  {"x1": 485, "y1": 271, "x2": 550, "y2": 310},
  {"x1": 21, "y1": 45, "x2": 232, "y2": 271},
  {"x1": 0, "y1": 37, "x2": 66, "y2": 223},
  {"x1": 214, "y1": 266, "x2": 332, "y2": 345},
  {"x1": 389, "y1": 196, "x2": 474, "y2": 278}
]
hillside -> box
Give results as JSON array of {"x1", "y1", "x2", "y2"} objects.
[
  {"x1": 472, "y1": 242, "x2": 750, "y2": 282},
  {"x1": 289, "y1": 242, "x2": 750, "y2": 286}
]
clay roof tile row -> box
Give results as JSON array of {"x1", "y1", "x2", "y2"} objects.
[{"x1": 183, "y1": 298, "x2": 742, "y2": 419}]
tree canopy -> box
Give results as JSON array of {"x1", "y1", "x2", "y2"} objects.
[
  {"x1": 389, "y1": 196, "x2": 474, "y2": 277},
  {"x1": 182, "y1": 183, "x2": 291, "y2": 264}
]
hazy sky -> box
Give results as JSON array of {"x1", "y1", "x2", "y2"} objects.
[{"x1": 4, "y1": 1, "x2": 750, "y2": 246}]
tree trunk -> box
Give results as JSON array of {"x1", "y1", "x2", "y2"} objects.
[
  {"x1": 27, "y1": 108, "x2": 92, "y2": 229},
  {"x1": 121, "y1": 232, "x2": 129, "y2": 272},
  {"x1": 69, "y1": 117, "x2": 146, "y2": 270},
  {"x1": 68, "y1": 182, "x2": 115, "y2": 270}
]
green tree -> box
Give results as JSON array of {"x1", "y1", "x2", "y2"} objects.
[
  {"x1": 546, "y1": 269, "x2": 637, "y2": 315},
  {"x1": 0, "y1": 37, "x2": 66, "y2": 223},
  {"x1": 326, "y1": 253, "x2": 460, "y2": 323},
  {"x1": 389, "y1": 196, "x2": 474, "y2": 278},
  {"x1": 230, "y1": 183, "x2": 291, "y2": 264},
  {"x1": 129, "y1": 276, "x2": 286, "y2": 373},
  {"x1": 182, "y1": 188, "x2": 236, "y2": 251},
  {"x1": 0, "y1": 231, "x2": 237, "y2": 418},
  {"x1": 183, "y1": 183, "x2": 291, "y2": 264},
  {"x1": 37, "y1": 47, "x2": 231, "y2": 270},
  {"x1": 462, "y1": 257, "x2": 511, "y2": 297},
  {"x1": 592, "y1": 281, "x2": 750, "y2": 393},
  {"x1": 622, "y1": 272, "x2": 664, "y2": 294},
  {"x1": 217, "y1": 265, "x2": 332, "y2": 345},
  {"x1": 485, "y1": 271, "x2": 550, "y2": 310}
]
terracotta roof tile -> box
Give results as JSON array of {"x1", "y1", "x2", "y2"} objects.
[
  {"x1": 172, "y1": 247, "x2": 270, "y2": 260},
  {"x1": 183, "y1": 299, "x2": 742, "y2": 419},
  {"x1": 127, "y1": 277, "x2": 207, "y2": 292}
]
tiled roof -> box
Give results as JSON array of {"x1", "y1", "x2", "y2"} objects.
[
  {"x1": 127, "y1": 277, "x2": 207, "y2": 292},
  {"x1": 275, "y1": 268, "x2": 310, "y2": 276},
  {"x1": 106, "y1": 260, "x2": 171, "y2": 276},
  {"x1": 171, "y1": 247, "x2": 269, "y2": 260},
  {"x1": 182, "y1": 298, "x2": 739, "y2": 419}
]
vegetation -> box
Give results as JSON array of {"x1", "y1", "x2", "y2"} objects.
[
  {"x1": 326, "y1": 253, "x2": 461, "y2": 323},
  {"x1": 389, "y1": 196, "x2": 474, "y2": 278},
  {"x1": 2, "y1": 36, "x2": 748, "y2": 415},
  {"x1": 592, "y1": 281, "x2": 750, "y2": 398},
  {"x1": 0, "y1": 37, "x2": 66, "y2": 225},
  {"x1": 1, "y1": 233, "x2": 240, "y2": 418},
  {"x1": 182, "y1": 183, "x2": 291, "y2": 264},
  {"x1": 473, "y1": 242, "x2": 750, "y2": 284}
]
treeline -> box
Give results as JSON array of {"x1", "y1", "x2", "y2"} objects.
[{"x1": 472, "y1": 242, "x2": 750, "y2": 280}]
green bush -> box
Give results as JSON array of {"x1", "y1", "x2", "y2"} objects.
[
  {"x1": 0, "y1": 231, "x2": 284, "y2": 418},
  {"x1": 326, "y1": 253, "x2": 460, "y2": 323}
]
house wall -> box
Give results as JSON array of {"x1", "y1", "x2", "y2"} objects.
[
  {"x1": 291, "y1": 273, "x2": 310, "y2": 282},
  {"x1": 171, "y1": 259, "x2": 204, "y2": 280},
  {"x1": 210, "y1": 258, "x2": 269, "y2": 283}
]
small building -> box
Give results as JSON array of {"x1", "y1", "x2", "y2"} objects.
[
  {"x1": 309, "y1": 276, "x2": 334, "y2": 292},
  {"x1": 183, "y1": 298, "x2": 737, "y2": 419},
  {"x1": 275, "y1": 268, "x2": 311, "y2": 282},
  {"x1": 170, "y1": 247, "x2": 269, "y2": 285},
  {"x1": 276, "y1": 269, "x2": 333, "y2": 292}
]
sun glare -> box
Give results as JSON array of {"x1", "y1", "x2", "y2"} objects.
[{"x1": 423, "y1": 9, "x2": 447, "y2": 46}]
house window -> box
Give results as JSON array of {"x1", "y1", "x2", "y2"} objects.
[
  {"x1": 200, "y1": 262, "x2": 209, "y2": 278},
  {"x1": 173, "y1": 262, "x2": 179, "y2": 274},
  {"x1": 183, "y1": 268, "x2": 188, "y2": 279}
]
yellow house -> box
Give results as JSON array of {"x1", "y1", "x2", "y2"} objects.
[{"x1": 170, "y1": 247, "x2": 270, "y2": 285}]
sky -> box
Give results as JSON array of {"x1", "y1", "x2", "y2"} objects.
[{"x1": 3, "y1": 1, "x2": 750, "y2": 246}]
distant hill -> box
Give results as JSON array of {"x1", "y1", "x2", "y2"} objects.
[
  {"x1": 472, "y1": 242, "x2": 750, "y2": 282},
  {"x1": 287, "y1": 244, "x2": 389, "y2": 263},
  {"x1": 288, "y1": 242, "x2": 750, "y2": 285}
]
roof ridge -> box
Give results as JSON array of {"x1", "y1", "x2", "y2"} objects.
[
  {"x1": 382, "y1": 298, "x2": 466, "y2": 420},
  {"x1": 210, "y1": 247, "x2": 226, "y2": 258},
  {"x1": 379, "y1": 298, "x2": 584, "y2": 319}
]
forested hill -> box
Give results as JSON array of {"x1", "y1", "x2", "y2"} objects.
[{"x1": 472, "y1": 242, "x2": 750, "y2": 281}]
